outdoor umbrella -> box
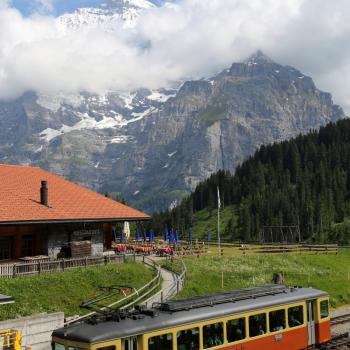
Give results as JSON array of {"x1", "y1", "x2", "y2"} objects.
[
  {"x1": 175, "y1": 230, "x2": 179, "y2": 243},
  {"x1": 189, "y1": 229, "x2": 193, "y2": 242},
  {"x1": 123, "y1": 221, "x2": 130, "y2": 241},
  {"x1": 136, "y1": 229, "x2": 140, "y2": 241},
  {"x1": 143, "y1": 229, "x2": 147, "y2": 242},
  {"x1": 207, "y1": 231, "x2": 211, "y2": 242},
  {"x1": 113, "y1": 226, "x2": 117, "y2": 242}
]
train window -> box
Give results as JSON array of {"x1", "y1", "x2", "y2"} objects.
[
  {"x1": 227, "y1": 317, "x2": 246, "y2": 343},
  {"x1": 203, "y1": 322, "x2": 224, "y2": 348},
  {"x1": 53, "y1": 343, "x2": 65, "y2": 350},
  {"x1": 97, "y1": 347, "x2": 116, "y2": 350},
  {"x1": 320, "y1": 300, "x2": 329, "y2": 319},
  {"x1": 148, "y1": 333, "x2": 172, "y2": 350},
  {"x1": 288, "y1": 305, "x2": 304, "y2": 327},
  {"x1": 269, "y1": 309, "x2": 286, "y2": 332},
  {"x1": 249, "y1": 313, "x2": 267, "y2": 338},
  {"x1": 177, "y1": 327, "x2": 199, "y2": 350}
]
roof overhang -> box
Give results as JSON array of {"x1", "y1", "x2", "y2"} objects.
[{"x1": 0, "y1": 217, "x2": 150, "y2": 226}]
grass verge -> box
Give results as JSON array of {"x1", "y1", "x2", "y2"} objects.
[
  {"x1": 0, "y1": 262, "x2": 155, "y2": 321},
  {"x1": 171, "y1": 249, "x2": 350, "y2": 308}
]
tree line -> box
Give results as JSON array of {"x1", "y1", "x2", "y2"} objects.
[{"x1": 150, "y1": 119, "x2": 350, "y2": 244}]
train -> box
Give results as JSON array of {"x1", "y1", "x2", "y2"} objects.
[{"x1": 52, "y1": 284, "x2": 331, "y2": 350}]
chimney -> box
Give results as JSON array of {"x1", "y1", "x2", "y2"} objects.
[{"x1": 40, "y1": 180, "x2": 48, "y2": 206}]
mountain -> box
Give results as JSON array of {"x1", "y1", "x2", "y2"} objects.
[
  {"x1": 151, "y1": 118, "x2": 350, "y2": 245},
  {"x1": 0, "y1": 51, "x2": 345, "y2": 213},
  {"x1": 57, "y1": 0, "x2": 156, "y2": 31}
]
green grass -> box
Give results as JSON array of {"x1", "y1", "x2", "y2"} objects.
[
  {"x1": 191, "y1": 206, "x2": 238, "y2": 241},
  {"x1": 0, "y1": 263, "x2": 155, "y2": 321},
  {"x1": 173, "y1": 249, "x2": 350, "y2": 309}
]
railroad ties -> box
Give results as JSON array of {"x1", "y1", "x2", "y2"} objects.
[
  {"x1": 324, "y1": 333, "x2": 350, "y2": 349},
  {"x1": 327, "y1": 313, "x2": 350, "y2": 349},
  {"x1": 331, "y1": 314, "x2": 350, "y2": 326}
]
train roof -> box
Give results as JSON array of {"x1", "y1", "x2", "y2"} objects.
[{"x1": 53, "y1": 285, "x2": 328, "y2": 344}]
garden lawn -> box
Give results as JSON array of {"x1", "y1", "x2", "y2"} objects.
[
  {"x1": 174, "y1": 249, "x2": 350, "y2": 308},
  {"x1": 0, "y1": 262, "x2": 154, "y2": 320}
]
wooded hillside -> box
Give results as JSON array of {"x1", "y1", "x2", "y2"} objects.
[{"x1": 150, "y1": 119, "x2": 350, "y2": 243}]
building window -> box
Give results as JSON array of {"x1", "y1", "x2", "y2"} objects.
[
  {"x1": 288, "y1": 305, "x2": 304, "y2": 327},
  {"x1": 249, "y1": 313, "x2": 267, "y2": 337},
  {"x1": 148, "y1": 333, "x2": 172, "y2": 350},
  {"x1": 0, "y1": 237, "x2": 13, "y2": 260},
  {"x1": 203, "y1": 322, "x2": 224, "y2": 348},
  {"x1": 177, "y1": 328, "x2": 199, "y2": 350},
  {"x1": 320, "y1": 300, "x2": 329, "y2": 319},
  {"x1": 21, "y1": 234, "x2": 36, "y2": 257},
  {"x1": 269, "y1": 309, "x2": 286, "y2": 332},
  {"x1": 227, "y1": 317, "x2": 246, "y2": 343}
]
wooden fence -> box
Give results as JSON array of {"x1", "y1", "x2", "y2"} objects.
[
  {"x1": 0, "y1": 255, "x2": 124, "y2": 278},
  {"x1": 239, "y1": 244, "x2": 338, "y2": 255}
]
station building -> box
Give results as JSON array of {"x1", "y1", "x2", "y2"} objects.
[{"x1": 0, "y1": 164, "x2": 149, "y2": 261}]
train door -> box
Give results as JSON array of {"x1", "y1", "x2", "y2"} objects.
[
  {"x1": 307, "y1": 300, "x2": 316, "y2": 346},
  {"x1": 122, "y1": 337, "x2": 138, "y2": 350}
]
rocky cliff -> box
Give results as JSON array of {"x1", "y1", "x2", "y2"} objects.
[{"x1": 0, "y1": 47, "x2": 345, "y2": 212}]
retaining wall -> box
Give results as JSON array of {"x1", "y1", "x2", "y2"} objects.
[{"x1": 0, "y1": 312, "x2": 64, "y2": 350}]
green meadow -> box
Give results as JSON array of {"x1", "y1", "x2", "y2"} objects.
[
  {"x1": 169, "y1": 248, "x2": 350, "y2": 309},
  {"x1": 0, "y1": 262, "x2": 155, "y2": 321}
]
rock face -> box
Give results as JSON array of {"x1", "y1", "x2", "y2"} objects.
[{"x1": 0, "y1": 51, "x2": 345, "y2": 213}]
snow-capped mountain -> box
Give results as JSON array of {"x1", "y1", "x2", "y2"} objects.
[
  {"x1": 57, "y1": 0, "x2": 156, "y2": 31},
  {"x1": 0, "y1": 52, "x2": 345, "y2": 213}
]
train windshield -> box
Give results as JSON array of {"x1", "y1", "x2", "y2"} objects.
[{"x1": 52, "y1": 343, "x2": 65, "y2": 350}]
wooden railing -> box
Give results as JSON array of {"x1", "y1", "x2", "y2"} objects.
[
  {"x1": 239, "y1": 244, "x2": 338, "y2": 255},
  {"x1": 0, "y1": 255, "x2": 124, "y2": 278}
]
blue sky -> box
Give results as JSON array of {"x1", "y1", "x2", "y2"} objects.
[{"x1": 11, "y1": 0, "x2": 104, "y2": 16}]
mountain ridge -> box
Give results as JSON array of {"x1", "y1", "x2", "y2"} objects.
[{"x1": 0, "y1": 52, "x2": 345, "y2": 213}]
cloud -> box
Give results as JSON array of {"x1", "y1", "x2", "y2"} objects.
[
  {"x1": 34, "y1": 0, "x2": 55, "y2": 14},
  {"x1": 0, "y1": 0, "x2": 350, "y2": 111}
]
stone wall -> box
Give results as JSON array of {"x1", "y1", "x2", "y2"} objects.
[{"x1": 0, "y1": 312, "x2": 64, "y2": 350}]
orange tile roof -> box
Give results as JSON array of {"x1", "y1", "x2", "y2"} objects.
[{"x1": 0, "y1": 164, "x2": 149, "y2": 224}]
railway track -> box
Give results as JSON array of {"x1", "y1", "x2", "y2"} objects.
[
  {"x1": 324, "y1": 333, "x2": 350, "y2": 349},
  {"x1": 331, "y1": 313, "x2": 350, "y2": 326}
]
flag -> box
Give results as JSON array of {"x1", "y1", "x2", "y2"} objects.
[
  {"x1": 217, "y1": 186, "x2": 221, "y2": 209},
  {"x1": 113, "y1": 226, "x2": 117, "y2": 241}
]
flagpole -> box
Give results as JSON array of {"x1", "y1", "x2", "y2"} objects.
[{"x1": 217, "y1": 187, "x2": 221, "y2": 256}]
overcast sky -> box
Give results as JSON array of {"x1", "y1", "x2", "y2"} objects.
[{"x1": 1, "y1": 0, "x2": 350, "y2": 112}]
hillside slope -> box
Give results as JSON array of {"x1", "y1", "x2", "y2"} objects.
[{"x1": 151, "y1": 119, "x2": 350, "y2": 244}]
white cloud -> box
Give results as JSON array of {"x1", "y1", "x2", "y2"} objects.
[
  {"x1": 0, "y1": 0, "x2": 350, "y2": 111},
  {"x1": 34, "y1": 0, "x2": 55, "y2": 14}
]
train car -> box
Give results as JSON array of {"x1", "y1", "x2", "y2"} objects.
[{"x1": 52, "y1": 284, "x2": 331, "y2": 350}]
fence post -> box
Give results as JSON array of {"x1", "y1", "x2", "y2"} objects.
[
  {"x1": 62, "y1": 259, "x2": 65, "y2": 271},
  {"x1": 38, "y1": 262, "x2": 42, "y2": 274},
  {"x1": 85, "y1": 257, "x2": 88, "y2": 267},
  {"x1": 12, "y1": 264, "x2": 16, "y2": 278},
  {"x1": 123, "y1": 254, "x2": 126, "y2": 263},
  {"x1": 104, "y1": 256, "x2": 108, "y2": 265}
]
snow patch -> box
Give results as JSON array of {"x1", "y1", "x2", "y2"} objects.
[
  {"x1": 40, "y1": 112, "x2": 125, "y2": 142},
  {"x1": 109, "y1": 135, "x2": 131, "y2": 143},
  {"x1": 94, "y1": 161, "x2": 100, "y2": 168},
  {"x1": 168, "y1": 151, "x2": 177, "y2": 157},
  {"x1": 147, "y1": 90, "x2": 176, "y2": 103},
  {"x1": 133, "y1": 190, "x2": 140, "y2": 195},
  {"x1": 275, "y1": 70, "x2": 280, "y2": 73},
  {"x1": 163, "y1": 163, "x2": 169, "y2": 168}
]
